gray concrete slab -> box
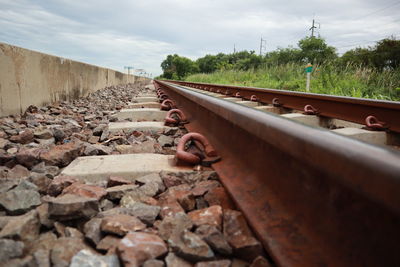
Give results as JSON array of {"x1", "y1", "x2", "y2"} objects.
[
  {"x1": 255, "y1": 105, "x2": 285, "y2": 114},
  {"x1": 137, "y1": 94, "x2": 157, "y2": 98},
  {"x1": 332, "y1": 127, "x2": 387, "y2": 145},
  {"x1": 108, "y1": 121, "x2": 176, "y2": 134},
  {"x1": 114, "y1": 108, "x2": 167, "y2": 121},
  {"x1": 281, "y1": 113, "x2": 320, "y2": 128},
  {"x1": 132, "y1": 96, "x2": 158, "y2": 103},
  {"x1": 223, "y1": 97, "x2": 242, "y2": 102},
  {"x1": 61, "y1": 153, "x2": 193, "y2": 182},
  {"x1": 237, "y1": 101, "x2": 259, "y2": 107},
  {"x1": 127, "y1": 102, "x2": 161, "y2": 109},
  {"x1": 322, "y1": 118, "x2": 364, "y2": 129}
]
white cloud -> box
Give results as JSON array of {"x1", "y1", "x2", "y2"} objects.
[{"x1": 0, "y1": 0, "x2": 399, "y2": 75}]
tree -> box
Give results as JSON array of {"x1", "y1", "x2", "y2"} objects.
[
  {"x1": 265, "y1": 47, "x2": 302, "y2": 65},
  {"x1": 372, "y1": 37, "x2": 400, "y2": 70},
  {"x1": 160, "y1": 54, "x2": 178, "y2": 79},
  {"x1": 160, "y1": 54, "x2": 199, "y2": 79},
  {"x1": 197, "y1": 55, "x2": 219, "y2": 73},
  {"x1": 172, "y1": 56, "x2": 199, "y2": 79},
  {"x1": 341, "y1": 48, "x2": 373, "y2": 67},
  {"x1": 298, "y1": 37, "x2": 337, "y2": 64}
]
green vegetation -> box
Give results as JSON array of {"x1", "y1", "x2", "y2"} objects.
[
  {"x1": 158, "y1": 36, "x2": 400, "y2": 101},
  {"x1": 185, "y1": 63, "x2": 400, "y2": 100}
]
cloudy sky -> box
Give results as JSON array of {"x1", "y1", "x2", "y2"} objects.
[{"x1": 1, "y1": 0, "x2": 399, "y2": 76}]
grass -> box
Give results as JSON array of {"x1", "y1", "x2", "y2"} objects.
[{"x1": 184, "y1": 63, "x2": 400, "y2": 101}]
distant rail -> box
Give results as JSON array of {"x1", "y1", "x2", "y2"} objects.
[
  {"x1": 165, "y1": 80, "x2": 400, "y2": 133},
  {"x1": 155, "y1": 79, "x2": 400, "y2": 267}
]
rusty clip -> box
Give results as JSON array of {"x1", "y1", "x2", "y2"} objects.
[
  {"x1": 272, "y1": 98, "x2": 282, "y2": 107},
  {"x1": 176, "y1": 133, "x2": 218, "y2": 165},
  {"x1": 161, "y1": 99, "x2": 176, "y2": 111},
  {"x1": 304, "y1": 105, "x2": 318, "y2": 115},
  {"x1": 165, "y1": 109, "x2": 188, "y2": 126},
  {"x1": 250, "y1": 95, "x2": 258, "y2": 102},
  {"x1": 235, "y1": 92, "x2": 241, "y2": 98},
  {"x1": 365, "y1": 115, "x2": 386, "y2": 130},
  {"x1": 158, "y1": 94, "x2": 169, "y2": 102}
]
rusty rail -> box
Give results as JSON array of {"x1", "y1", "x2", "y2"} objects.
[
  {"x1": 164, "y1": 80, "x2": 400, "y2": 133},
  {"x1": 155, "y1": 80, "x2": 400, "y2": 267}
]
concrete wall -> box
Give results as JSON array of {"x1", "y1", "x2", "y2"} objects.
[{"x1": 0, "y1": 42, "x2": 149, "y2": 117}]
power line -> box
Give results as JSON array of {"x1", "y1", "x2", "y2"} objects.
[{"x1": 354, "y1": 1, "x2": 400, "y2": 20}]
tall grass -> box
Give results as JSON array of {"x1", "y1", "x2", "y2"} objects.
[{"x1": 185, "y1": 63, "x2": 400, "y2": 101}]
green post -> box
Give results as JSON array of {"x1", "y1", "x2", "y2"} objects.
[{"x1": 305, "y1": 63, "x2": 313, "y2": 92}]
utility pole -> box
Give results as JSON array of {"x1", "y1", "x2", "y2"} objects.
[
  {"x1": 234, "y1": 44, "x2": 236, "y2": 54},
  {"x1": 309, "y1": 19, "x2": 320, "y2": 38},
  {"x1": 259, "y1": 37, "x2": 267, "y2": 56}
]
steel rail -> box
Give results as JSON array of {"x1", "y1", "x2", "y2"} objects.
[
  {"x1": 164, "y1": 80, "x2": 400, "y2": 133},
  {"x1": 155, "y1": 80, "x2": 400, "y2": 267}
]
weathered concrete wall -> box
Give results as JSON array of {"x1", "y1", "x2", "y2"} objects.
[{"x1": 0, "y1": 42, "x2": 148, "y2": 117}]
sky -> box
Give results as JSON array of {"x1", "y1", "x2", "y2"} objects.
[{"x1": 1, "y1": 0, "x2": 399, "y2": 76}]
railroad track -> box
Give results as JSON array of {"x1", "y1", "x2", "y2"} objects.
[
  {"x1": 1, "y1": 79, "x2": 399, "y2": 266},
  {"x1": 0, "y1": 82, "x2": 270, "y2": 266},
  {"x1": 154, "y1": 79, "x2": 400, "y2": 267}
]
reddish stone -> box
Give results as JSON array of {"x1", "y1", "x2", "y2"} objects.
[
  {"x1": 101, "y1": 214, "x2": 146, "y2": 236},
  {"x1": 47, "y1": 175, "x2": 79, "y2": 196},
  {"x1": 62, "y1": 182, "x2": 107, "y2": 200},
  {"x1": 83, "y1": 218, "x2": 103, "y2": 246},
  {"x1": 188, "y1": 205, "x2": 223, "y2": 230},
  {"x1": 159, "y1": 184, "x2": 195, "y2": 212},
  {"x1": 195, "y1": 260, "x2": 231, "y2": 267},
  {"x1": 195, "y1": 225, "x2": 232, "y2": 256},
  {"x1": 106, "y1": 184, "x2": 138, "y2": 200},
  {"x1": 15, "y1": 148, "x2": 42, "y2": 168},
  {"x1": 107, "y1": 176, "x2": 132, "y2": 187},
  {"x1": 40, "y1": 141, "x2": 83, "y2": 167},
  {"x1": 250, "y1": 256, "x2": 272, "y2": 267},
  {"x1": 117, "y1": 232, "x2": 168, "y2": 267},
  {"x1": 10, "y1": 130, "x2": 34, "y2": 144},
  {"x1": 159, "y1": 199, "x2": 185, "y2": 219},
  {"x1": 157, "y1": 212, "x2": 193, "y2": 241},
  {"x1": 223, "y1": 209, "x2": 262, "y2": 262},
  {"x1": 161, "y1": 173, "x2": 184, "y2": 188},
  {"x1": 7, "y1": 164, "x2": 31, "y2": 179},
  {"x1": 223, "y1": 209, "x2": 252, "y2": 237},
  {"x1": 96, "y1": 235, "x2": 121, "y2": 253},
  {"x1": 50, "y1": 237, "x2": 94, "y2": 267},
  {"x1": 165, "y1": 253, "x2": 193, "y2": 267},
  {"x1": 169, "y1": 230, "x2": 214, "y2": 262},
  {"x1": 47, "y1": 194, "x2": 99, "y2": 221},
  {"x1": 204, "y1": 187, "x2": 235, "y2": 210},
  {"x1": 191, "y1": 180, "x2": 220, "y2": 197},
  {"x1": 0, "y1": 210, "x2": 40, "y2": 242}
]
